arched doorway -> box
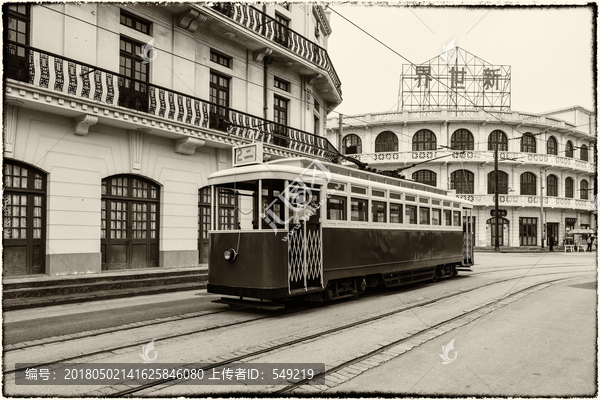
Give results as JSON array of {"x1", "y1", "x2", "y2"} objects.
[
  {"x1": 487, "y1": 217, "x2": 509, "y2": 247},
  {"x1": 2, "y1": 160, "x2": 46, "y2": 275},
  {"x1": 101, "y1": 175, "x2": 160, "y2": 270}
]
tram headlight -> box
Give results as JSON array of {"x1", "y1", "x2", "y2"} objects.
[{"x1": 223, "y1": 248, "x2": 237, "y2": 262}]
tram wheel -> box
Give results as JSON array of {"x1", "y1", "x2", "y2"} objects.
[
  {"x1": 431, "y1": 267, "x2": 441, "y2": 283},
  {"x1": 452, "y1": 265, "x2": 458, "y2": 277}
]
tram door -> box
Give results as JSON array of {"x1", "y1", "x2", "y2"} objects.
[
  {"x1": 287, "y1": 189, "x2": 323, "y2": 292},
  {"x1": 462, "y1": 208, "x2": 474, "y2": 266}
]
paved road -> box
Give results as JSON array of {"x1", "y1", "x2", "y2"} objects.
[{"x1": 3, "y1": 252, "x2": 596, "y2": 397}]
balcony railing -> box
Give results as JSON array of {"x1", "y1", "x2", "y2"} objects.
[
  {"x1": 455, "y1": 194, "x2": 595, "y2": 210},
  {"x1": 343, "y1": 150, "x2": 595, "y2": 173},
  {"x1": 5, "y1": 42, "x2": 339, "y2": 162},
  {"x1": 210, "y1": 4, "x2": 342, "y2": 99}
]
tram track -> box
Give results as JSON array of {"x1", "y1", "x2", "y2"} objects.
[
  {"x1": 99, "y1": 272, "x2": 591, "y2": 397},
  {"x1": 274, "y1": 275, "x2": 581, "y2": 396},
  {"x1": 4, "y1": 262, "x2": 588, "y2": 353},
  {"x1": 4, "y1": 268, "x2": 593, "y2": 380}
]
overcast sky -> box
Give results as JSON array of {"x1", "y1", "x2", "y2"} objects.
[{"x1": 326, "y1": 3, "x2": 595, "y2": 116}]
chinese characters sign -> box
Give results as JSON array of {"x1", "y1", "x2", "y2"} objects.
[{"x1": 401, "y1": 47, "x2": 511, "y2": 111}]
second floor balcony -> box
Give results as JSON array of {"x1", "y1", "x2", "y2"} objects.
[
  {"x1": 455, "y1": 194, "x2": 596, "y2": 212},
  {"x1": 4, "y1": 42, "x2": 339, "y2": 162},
  {"x1": 345, "y1": 149, "x2": 596, "y2": 175}
]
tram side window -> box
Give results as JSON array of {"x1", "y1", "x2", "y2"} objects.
[
  {"x1": 372, "y1": 201, "x2": 386, "y2": 223},
  {"x1": 419, "y1": 207, "x2": 430, "y2": 225},
  {"x1": 327, "y1": 196, "x2": 346, "y2": 220},
  {"x1": 406, "y1": 205, "x2": 417, "y2": 224},
  {"x1": 390, "y1": 203, "x2": 403, "y2": 223},
  {"x1": 432, "y1": 208, "x2": 441, "y2": 225},
  {"x1": 453, "y1": 210, "x2": 461, "y2": 226},
  {"x1": 444, "y1": 210, "x2": 452, "y2": 226},
  {"x1": 351, "y1": 198, "x2": 368, "y2": 222}
]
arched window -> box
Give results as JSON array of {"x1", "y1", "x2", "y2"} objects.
[
  {"x1": 580, "y1": 144, "x2": 588, "y2": 161},
  {"x1": 101, "y1": 175, "x2": 160, "y2": 270},
  {"x1": 565, "y1": 141, "x2": 574, "y2": 158},
  {"x1": 580, "y1": 179, "x2": 589, "y2": 200},
  {"x1": 487, "y1": 170, "x2": 509, "y2": 194},
  {"x1": 488, "y1": 130, "x2": 508, "y2": 152},
  {"x1": 521, "y1": 133, "x2": 536, "y2": 153},
  {"x1": 342, "y1": 134, "x2": 362, "y2": 155},
  {"x1": 375, "y1": 131, "x2": 398, "y2": 153},
  {"x1": 450, "y1": 170, "x2": 474, "y2": 194},
  {"x1": 547, "y1": 136, "x2": 557, "y2": 155},
  {"x1": 3, "y1": 160, "x2": 46, "y2": 275},
  {"x1": 412, "y1": 129, "x2": 437, "y2": 151},
  {"x1": 520, "y1": 172, "x2": 537, "y2": 195},
  {"x1": 412, "y1": 170, "x2": 437, "y2": 187},
  {"x1": 546, "y1": 174, "x2": 558, "y2": 197},
  {"x1": 451, "y1": 129, "x2": 474, "y2": 150},
  {"x1": 198, "y1": 186, "x2": 211, "y2": 264},
  {"x1": 565, "y1": 177, "x2": 574, "y2": 198}
]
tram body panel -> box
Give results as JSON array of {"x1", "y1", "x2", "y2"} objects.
[
  {"x1": 208, "y1": 231, "x2": 288, "y2": 298},
  {"x1": 321, "y1": 228, "x2": 462, "y2": 282}
]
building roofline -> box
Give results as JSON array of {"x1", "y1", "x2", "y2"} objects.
[{"x1": 542, "y1": 105, "x2": 596, "y2": 116}]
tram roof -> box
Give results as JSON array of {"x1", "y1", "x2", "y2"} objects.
[{"x1": 208, "y1": 158, "x2": 472, "y2": 207}]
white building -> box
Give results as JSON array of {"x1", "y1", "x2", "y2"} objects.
[
  {"x1": 3, "y1": 3, "x2": 342, "y2": 275},
  {"x1": 327, "y1": 106, "x2": 596, "y2": 248}
]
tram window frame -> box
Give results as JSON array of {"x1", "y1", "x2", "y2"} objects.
[
  {"x1": 327, "y1": 195, "x2": 346, "y2": 220},
  {"x1": 372, "y1": 201, "x2": 387, "y2": 223},
  {"x1": 432, "y1": 199, "x2": 440, "y2": 206},
  {"x1": 328, "y1": 182, "x2": 345, "y2": 192},
  {"x1": 419, "y1": 207, "x2": 430, "y2": 225},
  {"x1": 390, "y1": 203, "x2": 403, "y2": 223},
  {"x1": 351, "y1": 198, "x2": 368, "y2": 222},
  {"x1": 443, "y1": 201, "x2": 451, "y2": 207},
  {"x1": 405, "y1": 195, "x2": 416, "y2": 202},
  {"x1": 453, "y1": 210, "x2": 461, "y2": 226},
  {"x1": 444, "y1": 210, "x2": 452, "y2": 226},
  {"x1": 419, "y1": 197, "x2": 429, "y2": 204},
  {"x1": 406, "y1": 205, "x2": 417, "y2": 224},
  {"x1": 351, "y1": 185, "x2": 367, "y2": 195},
  {"x1": 372, "y1": 189, "x2": 386, "y2": 198},
  {"x1": 432, "y1": 208, "x2": 441, "y2": 225},
  {"x1": 390, "y1": 192, "x2": 402, "y2": 200}
]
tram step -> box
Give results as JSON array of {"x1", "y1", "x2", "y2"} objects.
[
  {"x1": 2, "y1": 272, "x2": 207, "y2": 299},
  {"x1": 3, "y1": 281, "x2": 207, "y2": 311}
]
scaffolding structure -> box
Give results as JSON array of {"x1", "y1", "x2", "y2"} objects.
[{"x1": 400, "y1": 47, "x2": 511, "y2": 111}]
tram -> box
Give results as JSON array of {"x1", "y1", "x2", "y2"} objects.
[{"x1": 207, "y1": 156, "x2": 474, "y2": 310}]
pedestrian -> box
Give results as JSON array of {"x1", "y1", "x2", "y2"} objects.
[
  {"x1": 586, "y1": 235, "x2": 592, "y2": 252},
  {"x1": 548, "y1": 234, "x2": 554, "y2": 252}
]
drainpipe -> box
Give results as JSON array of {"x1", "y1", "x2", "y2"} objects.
[{"x1": 262, "y1": 5, "x2": 269, "y2": 121}]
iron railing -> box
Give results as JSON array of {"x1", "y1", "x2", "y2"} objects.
[
  {"x1": 210, "y1": 4, "x2": 342, "y2": 98},
  {"x1": 4, "y1": 42, "x2": 340, "y2": 162}
]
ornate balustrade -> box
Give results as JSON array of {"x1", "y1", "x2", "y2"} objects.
[
  {"x1": 210, "y1": 4, "x2": 342, "y2": 98},
  {"x1": 456, "y1": 194, "x2": 595, "y2": 210},
  {"x1": 5, "y1": 42, "x2": 339, "y2": 162}
]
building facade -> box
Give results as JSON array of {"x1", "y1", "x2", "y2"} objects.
[
  {"x1": 3, "y1": 3, "x2": 342, "y2": 276},
  {"x1": 327, "y1": 107, "x2": 597, "y2": 248}
]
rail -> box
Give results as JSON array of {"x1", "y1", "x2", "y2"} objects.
[
  {"x1": 4, "y1": 41, "x2": 339, "y2": 162},
  {"x1": 210, "y1": 4, "x2": 342, "y2": 98}
]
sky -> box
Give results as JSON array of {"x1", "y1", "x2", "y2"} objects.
[{"x1": 326, "y1": 2, "x2": 595, "y2": 116}]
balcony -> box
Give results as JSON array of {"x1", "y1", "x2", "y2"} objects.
[
  {"x1": 207, "y1": 4, "x2": 342, "y2": 101},
  {"x1": 4, "y1": 42, "x2": 339, "y2": 162},
  {"x1": 343, "y1": 150, "x2": 596, "y2": 174},
  {"x1": 455, "y1": 194, "x2": 595, "y2": 211}
]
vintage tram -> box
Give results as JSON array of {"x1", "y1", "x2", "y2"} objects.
[{"x1": 207, "y1": 156, "x2": 474, "y2": 309}]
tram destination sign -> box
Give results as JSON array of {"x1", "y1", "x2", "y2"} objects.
[
  {"x1": 233, "y1": 142, "x2": 263, "y2": 167},
  {"x1": 401, "y1": 47, "x2": 511, "y2": 111}
]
